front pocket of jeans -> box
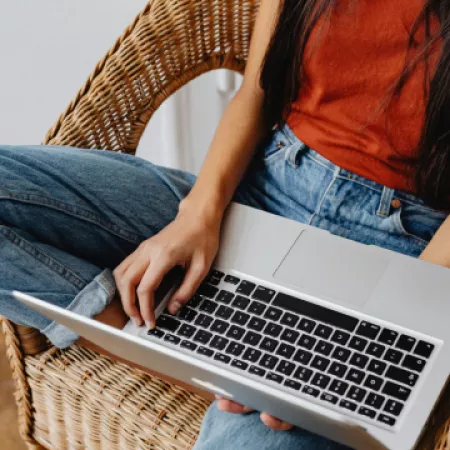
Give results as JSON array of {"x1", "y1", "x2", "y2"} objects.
[
  {"x1": 393, "y1": 203, "x2": 447, "y2": 245},
  {"x1": 261, "y1": 129, "x2": 290, "y2": 162}
]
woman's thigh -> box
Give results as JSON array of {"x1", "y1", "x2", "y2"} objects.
[{"x1": 0, "y1": 145, "x2": 196, "y2": 268}]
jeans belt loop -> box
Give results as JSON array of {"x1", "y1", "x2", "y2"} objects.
[{"x1": 377, "y1": 186, "x2": 395, "y2": 217}]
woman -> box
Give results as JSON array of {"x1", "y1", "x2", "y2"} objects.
[{"x1": 2, "y1": 0, "x2": 450, "y2": 448}]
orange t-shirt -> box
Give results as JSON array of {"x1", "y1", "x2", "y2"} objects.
[{"x1": 287, "y1": 0, "x2": 441, "y2": 193}]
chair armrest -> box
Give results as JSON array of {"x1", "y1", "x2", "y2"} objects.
[{"x1": 44, "y1": 0, "x2": 260, "y2": 153}]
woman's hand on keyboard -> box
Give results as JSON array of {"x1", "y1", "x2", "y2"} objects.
[
  {"x1": 216, "y1": 396, "x2": 294, "y2": 431},
  {"x1": 113, "y1": 204, "x2": 221, "y2": 329}
]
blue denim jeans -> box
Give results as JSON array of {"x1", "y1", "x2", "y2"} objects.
[{"x1": 1, "y1": 124, "x2": 447, "y2": 449}]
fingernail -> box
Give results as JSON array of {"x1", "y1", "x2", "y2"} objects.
[
  {"x1": 169, "y1": 301, "x2": 182, "y2": 314},
  {"x1": 131, "y1": 317, "x2": 141, "y2": 327},
  {"x1": 145, "y1": 320, "x2": 155, "y2": 330}
]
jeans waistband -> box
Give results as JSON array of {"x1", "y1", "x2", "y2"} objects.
[{"x1": 277, "y1": 123, "x2": 445, "y2": 214}]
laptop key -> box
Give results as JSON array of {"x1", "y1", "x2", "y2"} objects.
[
  {"x1": 414, "y1": 341, "x2": 434, "y2": 358},
  {"x1": 197, "y1": 346, "x2": 214, "y2": 357},
  {"x1": 253, "y1": 286, "x2": 276, "y2": 303},
  {"x1": 349, "y1": 336, "x2": 368, "y2": 352},
  {"x1": 294, "y1": 349, "x2": 313, "y2": 366},
  {"x1": 214, "y1": 353, "x2": 231, "y2": 364},
  {"x1": 243, "y1": 348, "x2": 262, "y2": 363},
  {"x1": 194, "y1": 330, "x2": 213, "y2": 344},
  {"x1": 281, "y1": 312, "x2": 299, "y2": 327},
  {"x1": 402, "y1": 354, "x2": 426, "y2": 373},
  {"x1": 226, "y1": 342, "x2": 245, "y2": 357},
  {"x1": 365, "y1": 393, "x2": 385, "y2": 409},
  {"x1": 210, "y1": 319, "x2": 229, "y2": 334},
  {"x1": 178, "y1": 324, "x2": 196, "y2": 338},
  {"x1": 200, "y1": 300, "x2": 218, "y2": 314},
  {"x1": 260, "y1": 354, "x2": 279, "y2": 370},
  {"x1": 232, "y1": 295, "x2": 251, "y2": 310},
  {"x1": 147, "y1": 329, "x2": 164, "y2": 338},
  {"x1": 311, "y1": 373, "x2": 331, "y2": 389},
  {"x1": 194, "y1": 313, "x2": 214, "y2": 329},
  {"x1": 197, "y1": 283, "x2": 218, "y2": 299},
  {"x1": 248, "y1": 317, "x2": 266, "y2": 332},
  {"x1": 359, "y1": 407, "x2": 376, "y2": 419},
  {"x1": 315, "y1": 340, "x2": 333, "y2": 356},
  {"x1": 215, "y1": 305, "x2": 233, "y2": 320},
  {"x1": 294, "y1": 367, "x2": 313, "y2": 383},
  {"x1": 285, "y1": 379, "x2": 302, "y2": 390},
  {"x1": 243, "y1": 331, "x2": 262, "y2": 346},
  {"x1": 396, "y1": 335, "x2": 416, "y2": 352},
  {"x1": 303, "y1": 385, "x2": 320, "y2": 397},
  {"x1": 276, "y1": 360, "x2": 295, "y2": 376},
  {"x1": 364, "y1": 375, "x2": 383, "y2": 391},
  {"x1": 178, "y1": 307, "x2": 197, "y2": 322},
  {"x1": 260, "y1": 337, "x2": 278, "y2": 353},
  {"x1": 311, "y1": 356, "x2": 330, "y2": 371},
  {"x1": 346, "y1": 368, "x2": 365, "y2": 385},
  {"x1": 378, "y1": 329, "x2": 398, "y2": 345},
  {"x1": 356, "y1": 321, "x2": 381, "y2": 339},
  {"x1": 231, "y1": 359, "x2": 248, "y2": 371},
  {"x1": 384, "y1": 349, "x2": 403, "y2": 364},
  {"x1": 382, "y1": 382, "x2": 411, "y2": 401},
  {"x1": 367, "y1": 359, "x2": 387, "y2": 376},
  {"x1": 367, "y1": 342, "x2": 386, "y2": 358},
  {"x1": 231, "y1": 311, "x2": 250, "y2": 326},
  {"x1": 227, "y1": 325, "x2": 246, "y2": 341},
  {"x1": 216, "y1": 290, "x2": 234, "y2": 304},
  {"x1": 331, "y1": 330, "x2": 350, "y2": 345},
  {"x1": 210, "y1": 336, "x2": 229, "y2": 351},
  {"x1": 332, "y1": 346, "x2": 351, "y2": 363},
  {"x1": 328, "y1": 362, "x2": 347, "y2": 378},
  {"x1": 249, "y1": 366, "x2": 266, "y2": 377},
  {"x1": 298, "y1": 334, "x2": 317, "y2": 350},
  {"x1": 164, "y1": 334, "x2": 181, "y2": 344},
  {"x1": 349, "y1": 352, "x2": 369, "y2": 369},
  {"x1": 347, "y1": 386, "x2": 367, "y2": 402},
  {"x1": 384, "y1": 399, "x2": 404, "y2": 416},
  {"x1": 340, "y1": 399, "x2": 357, "y2": 411},
  {"x1": 209, "y1": 270, "x2": 224, "y2": 280},
  {"x1": 267, "y1": 372, "x2": 284, "y2": 384},
  {"x1": 329, "y1": 380, "x2": 349, "y2": 395},
  {"x1": 264, "y1": 322, "x2": 283, "y2": 338},
  {"x1": 248, "y1": 301, "x2": 266, "y2": 316},
  {"x1": 314, "y1": 324, "x2": 333, "y2": 339},
  {"x1": 236, "y1": 280, "x2": 256, "y2": 296},
  {"x1": 189, "y1": 294, "x2": 203, "y2": 309},
  {"x1": 157, "y1": 315, "x2": 181, "y2": 332},
  {"x1": 181, "y1": 340, "x2": 198, "y2": 351},
  {"x1": 264, "y1": 307, "x2": 283, "y2": 322},
  {"x1": 321, "y1": 393, "x2": 338, "y2": 405},
  {"x1": 385, "y1": 366, "x2": 418, "y2": 387},
  {"x1": 276, "y1": 343, "x2": 295, "y2": 359},
  {"x1": 224, "y1": 275, "x2": 240, "y2": 285},
  {"x1": 298, "y1": 318, "x2": 316, "y2": 333},
  {"x1": 378, "y1": 414, "x2": 396, "y2": 426},
  {"x1": 280, "y1": 328, "x2": 300, "y2": 344}
]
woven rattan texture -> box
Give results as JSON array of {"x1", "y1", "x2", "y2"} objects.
[{"x1": 2, "y1": 0, "x2": 450, "y2": 448}]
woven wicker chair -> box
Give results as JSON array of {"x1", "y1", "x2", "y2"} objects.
[{"x1": 2, "y1": 0, "x2": 450, "y2": 449}]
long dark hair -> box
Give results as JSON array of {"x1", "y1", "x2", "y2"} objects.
[{"x1": 261, "y1": 0, "x2": 450, "y2": 208}]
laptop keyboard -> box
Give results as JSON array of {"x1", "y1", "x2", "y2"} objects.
[{"x1": 146, "y1": 270, "x2": 436, "y2": 429}]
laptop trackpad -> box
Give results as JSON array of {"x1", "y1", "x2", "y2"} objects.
[{"x1": 274, "y1": 231, "x2": 389, "y2": 307}]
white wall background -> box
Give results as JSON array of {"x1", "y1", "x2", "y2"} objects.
[{"x1": 0, "y1": 0, "x2": 241, "y2": 174}]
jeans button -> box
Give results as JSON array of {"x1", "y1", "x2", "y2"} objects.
[{"x1": 391, "y1": 199, "x2": 401, "y2": 209}]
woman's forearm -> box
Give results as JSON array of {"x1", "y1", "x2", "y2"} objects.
[
  {"x1": 420, "y1": 215, "x2": 450, "y2": 266},
  {"x1": 179, "y1": 87, "x2": 267, "y2": 223}
]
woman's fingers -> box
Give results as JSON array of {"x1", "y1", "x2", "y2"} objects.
[
  {"x1": 168, "y1": 255, "x2": 209, "y2": 314},
  {"x1": 137, "y1": 258, "x2": 174, "y2": 328},
  {"x1": 260, "y1": 412, "x2": 294, "y2": 431},
  {"x1": 216, "y1": 397, "x2": 254, "y2": 414},
  {"x1": 114, "y1": 255, "x2": 147, "y2": 326}
]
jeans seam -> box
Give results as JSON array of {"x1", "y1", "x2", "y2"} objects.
[
  {"x1": 307, "y1": 168, "x2": 339, "y2": 226},
  {"x1": 0, "y1": 190, "x2": 143, "y2": 244},
  {"x1": 0, "y1": 226, "x2": 87, "y2": 290}
]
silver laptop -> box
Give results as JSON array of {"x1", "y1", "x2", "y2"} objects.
[{"x1": 14, "y1": 202, "x2": 450, "y2": 450}]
